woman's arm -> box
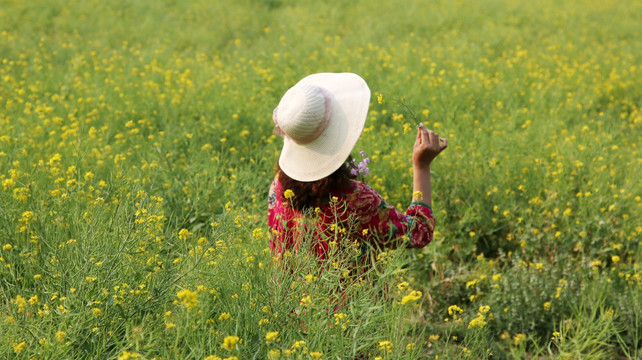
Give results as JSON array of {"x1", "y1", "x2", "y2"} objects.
[
  {"x1": 412, "y1": 123, "x2": 447, "y2": 207},
  {"x1": 344, "y1": 124, "x2": 447, "y2": 249},
  {"x1": 357, "y1": 124, "x2": 446, "y2": 249}
]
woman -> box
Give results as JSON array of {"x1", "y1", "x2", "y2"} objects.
[{"x1": 268, "y1": 73, "x2": 447, "y2": 261}]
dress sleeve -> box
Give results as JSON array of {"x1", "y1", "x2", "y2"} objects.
[{"x1": 347, "y1": 182, "x2": 435, "y2": 249}]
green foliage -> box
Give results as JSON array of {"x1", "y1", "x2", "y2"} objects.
[{"x1": 0, "y1": 0, "x2": 641, "y2": 358}]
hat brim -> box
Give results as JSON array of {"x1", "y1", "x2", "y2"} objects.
[{"x1": 279, "y1": 73, "x2": 371, "y2": 182}]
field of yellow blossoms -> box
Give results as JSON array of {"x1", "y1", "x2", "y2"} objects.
[{"x1": 1, "y1": 0, "x2": 640, "y2": 358}]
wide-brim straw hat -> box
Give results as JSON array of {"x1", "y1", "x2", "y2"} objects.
[{"x1": 274, "y1": 73, "x2": 371, "y2": 182}]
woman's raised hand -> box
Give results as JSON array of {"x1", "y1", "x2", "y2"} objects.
[{"x1": 413, "y1": 123, "x2": 448, "y2": 169}]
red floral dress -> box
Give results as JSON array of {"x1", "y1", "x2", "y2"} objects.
[{"x1": 268, "y1": 175, "x2": 435, "y2": 259}]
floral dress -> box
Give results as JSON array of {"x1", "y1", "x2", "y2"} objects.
[{"x1": 268, "y1": 175, "x2": 435, "y2": 259}]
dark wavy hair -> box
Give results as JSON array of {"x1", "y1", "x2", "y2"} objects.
[{"x1": 277, "y1": 158, "x2": 357, "y2": 211}]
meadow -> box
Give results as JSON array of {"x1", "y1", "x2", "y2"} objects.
[{"x1": 1, "y1": 0, "x2": 641, "y2": 358}]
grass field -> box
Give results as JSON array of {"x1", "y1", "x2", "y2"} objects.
[{"x1": 1, "y1": 0, "x2": 641, "y2": 358}]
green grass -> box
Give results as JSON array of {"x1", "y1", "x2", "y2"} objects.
[{"x1": 0, "y1": 0, "x2": 641, "y2": 358}]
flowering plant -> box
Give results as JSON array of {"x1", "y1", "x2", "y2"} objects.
[{"x1": 350, "y1": 151, "x2": 370, "y2": 182}]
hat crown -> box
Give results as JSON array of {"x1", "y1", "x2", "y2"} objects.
[{"x1": 276, "y1": 84, "x2": 331, "y2": 144}]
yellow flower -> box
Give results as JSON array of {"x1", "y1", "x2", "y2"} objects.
[
  {"x1": 265, "y1": 331, "x2": 279, "y2": 342},
  {"x1": 222, "y1": 335, "x2": 240, "y2": 351},
  {"x1": 300, "y1": 295, "x2": 312, "y2": 307},
  {"x1": 12, "y1": 341, "x2": 27, "y2": 353},
  {"x1": 513, "y1": 333, "x2": 526, "y2": 346},
  {"x1": 378, "y1": 340, "x2": 393, "y2": 354},
  {"x1": 428, "y1": 334, "x2": 440, "y2": 341},
  {"x1": 204, "y1": 356, "x2": 222, "y2": 360},
  {"x1": 543, "y1": 302, "x2": 551, "y2": 310},
  {"x1": 283, "y1": 189, "x2": 294, "y2": 199},
  {"x1": 2, "y1": 178, "x2": 15, "y2": 190},
  {"x1": 310, "y1": 351, "x2": 323, "y2": 359},
  {"x1": 611, "y1": 255, "x2": 620, "y2": 264},
  {"x1": 178, "y1": 228, "x2": 192, "y2": 241},
  {"x1": 267, "y1": 349, "x2": 280, "y2": 359},
  {"x1": 401, "y1": 290, "x2": 422, "y2": 305},
  {"x1": 377, "y1": 93, "x2": 384, "y2": 104},
  {"x1": 92, "y1": 307, "x2": 102, "y2": 315},
  {"x1": 15, "y1": 295, "x2": 27, "y2": 313},
  {"x1": 468, "y1": 314, "x2": 487, "y2": 328},
  {"x1": 447, "y1": 305, "x2": 463, "y2": 316},
  {"x1": 219, "y1": 312, "x2": 231, "y2": 321},
  {"x1": 479, "y1": 305, "x2": 490, "y2": 313},
  {"x1": 19, "y1": 211, "x2": 34, "y2": 223},
  {"x1": 177, "y1": 289, "x2": 198, "y2": 311},
  {"x1": 118, "y1": 351, "x2": 143, "y2": 360},
  {"x1": 55, "y1": 331, "x2": 67, "y2": 342}
]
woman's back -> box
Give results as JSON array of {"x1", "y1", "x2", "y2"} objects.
[{"x1": 268, "y1": 174, "x2": 435, "y2": 259}]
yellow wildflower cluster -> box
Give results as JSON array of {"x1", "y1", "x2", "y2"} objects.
[
  {"x1": 283, "y1": 189, "x2": 294, "y2": 199},
  {"x1": 177, "y1": 289, "x2": 198, "y2": 311},
  {"x1": 400, "y1": 290, "x2": 422, "y2": 305},
  {"x1": 378, "y1": 340, "x2": 394, "y2": 354},
  {"x1": 265, "y1": 331, "x2": 279, "y2": 343},
  {"x1": 222, "y1": 335, "x2": 240, "y2": 351}
]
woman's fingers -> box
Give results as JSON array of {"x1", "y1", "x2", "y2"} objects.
[
  {"x1": 440, "y1": 137, "x2": 448, "y2": 150},
  {"x1": 417, "y1": 126, "x2": 447, "y2": 152},
  {"x1": 423, "y1": 128, "x2": 438, "y2": 146},
  {"x1": 430, "y1": 131, "x2": 439, "y2": 146},
  {"x1": 420, "y1": 126, "x2": 429, "y2": 145}
]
